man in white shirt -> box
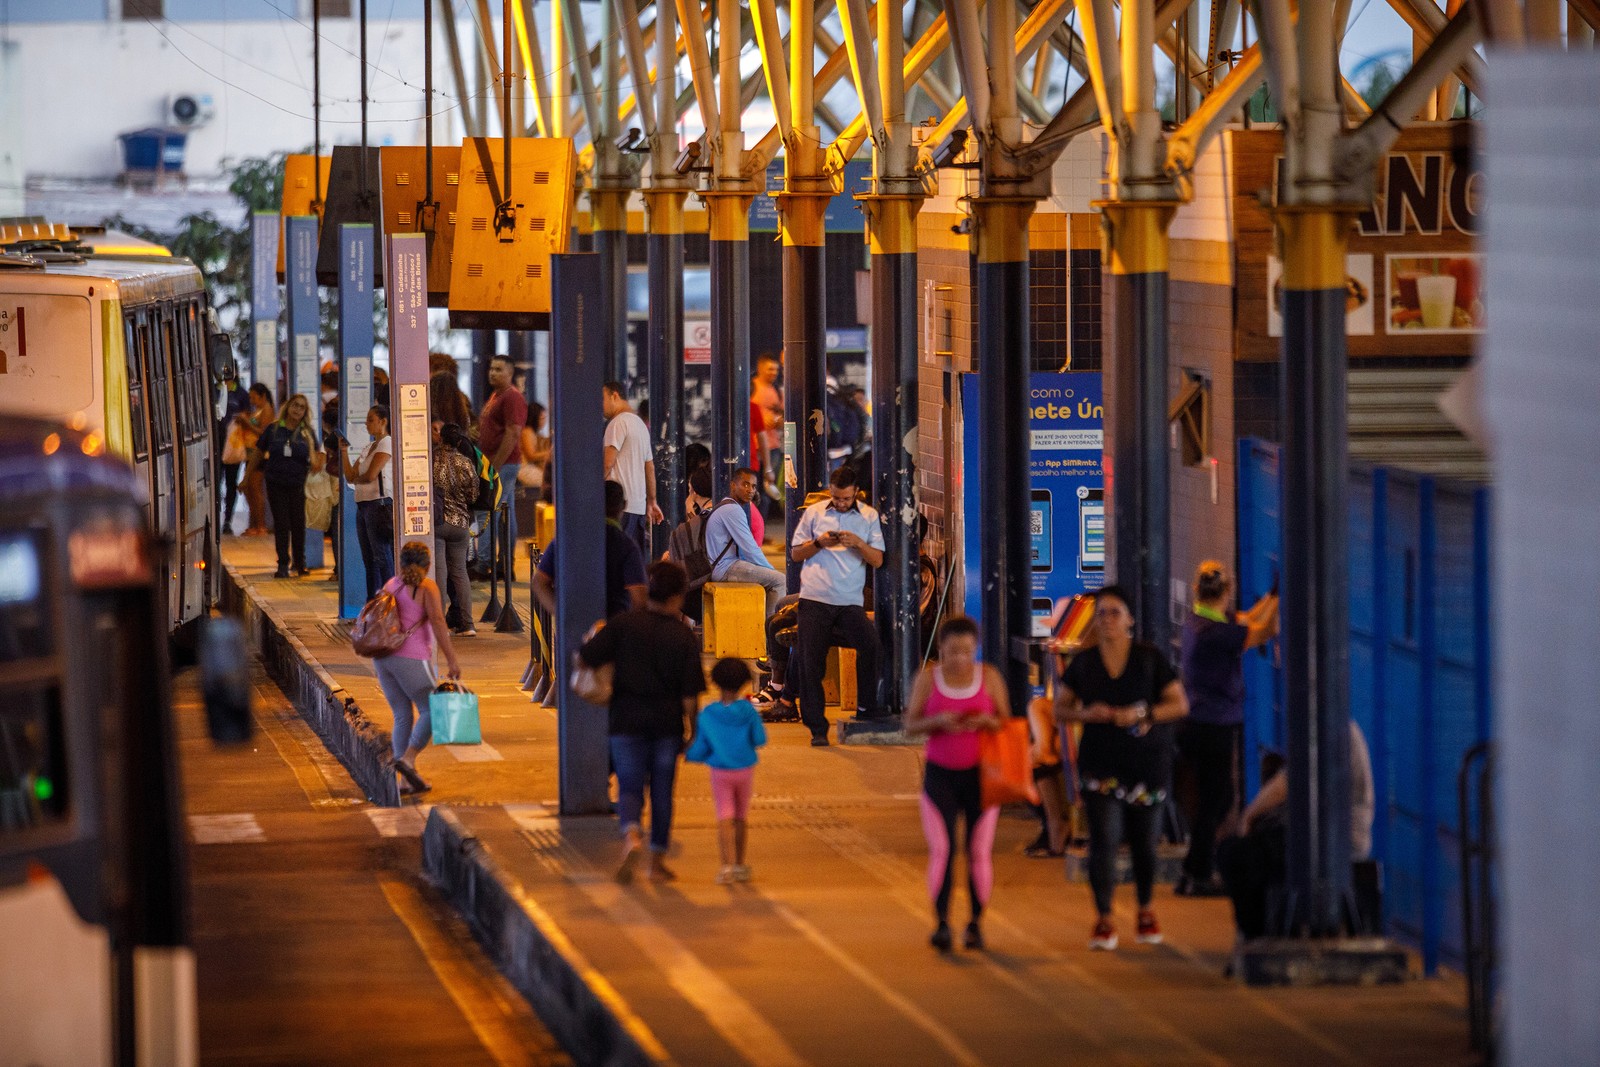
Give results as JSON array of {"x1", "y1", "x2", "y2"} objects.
[
  {"x1": 602, "y1": 381, "x2": 663, "y2": 558},
  {"x1": 789, "y1": 465, "x2": 886, "y2": 745}
]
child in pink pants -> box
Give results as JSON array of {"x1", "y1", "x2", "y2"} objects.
[{"x1": 685, "y1": 658, "x2": 768, "y2": 883}]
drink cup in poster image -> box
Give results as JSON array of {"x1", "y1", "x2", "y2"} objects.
[
  {"x1": 1266, "y1": 254, "x2": 1374, "y2": 337},
  {"x1": 1387, "y1": 254, "x2": 1483, "y2": 333}
]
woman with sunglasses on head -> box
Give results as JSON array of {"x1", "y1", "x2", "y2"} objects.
[{"x1": 1055, "y1": 585, "x2": 1189, "y2": 951}]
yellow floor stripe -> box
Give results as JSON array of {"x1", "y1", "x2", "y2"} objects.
[
  {"x1": 767, "y1": 901, "x2": 987, "y2": 1067},
  {"x1": 575, "y1": 879, "x2": 810, "y2": 1067},
  {"x1": 378, "y1": 878, "x2": 568, "y2": 1067},
  {"x1": 248, "y1": 683, "x2": 357, "y2": 810}
]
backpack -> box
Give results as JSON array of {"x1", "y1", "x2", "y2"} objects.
[
  {"x1": 350, "y1": 584, "x2": 424, "y2": 658},
  {"x1": 827, "y1": 389, "x2": 863, "y2": 451},
  {"x1": 668, "y1": 501, "x2": 738, "y2": 592},
  {"x1": 441, "y1": 424, "x2": 503, "y2": 512}
]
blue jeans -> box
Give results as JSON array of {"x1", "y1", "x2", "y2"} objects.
[
  {"x1": 609, "y1": 733, "x2": 682, "y2": 853},
  {"x1": 619, "y1": 511, "x2": 649, "y2": 560},
  {"x1": 356, "y1": 499, "x2": 395, "y2": 602}
]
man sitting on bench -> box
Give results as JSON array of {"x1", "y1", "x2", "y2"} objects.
[
  {"x1": 1217, "y1": 720, "x2": 1375, "y2": 940},
  {"x1": 704, "y1": 466, "x2": 786, "y2": 617}
]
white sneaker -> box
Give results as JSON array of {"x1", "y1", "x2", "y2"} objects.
[{"x1": 715, "y1": 865, "x2": 736, "y2": 885}]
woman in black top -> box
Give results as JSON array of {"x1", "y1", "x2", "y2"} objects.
[
  {"x1": 1055, "y1": 585, "x2": 1188, "y2": 951},
  {"x1": 578, "y1": 560, "x2": 707, "y2": 885},
  {"x1": 252, "y1": 393, "x2": 325, "y2": 578}
]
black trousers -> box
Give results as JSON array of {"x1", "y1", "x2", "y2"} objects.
[
  {"x1": 219, "y1": 460, "x2": 241, "y2": 527},
  {"x1": 265, "y1": 479, "x2": 307, "y2": 571},
  {"x1": 1083, "y1": 791, "x2": 1161, "y2": 915},
  {"x1": 795, "y1": 599, "x2": 880, "y2": 736},
  {"x1": 1217, "y1": 816, "x2": 1287, "y2": 939},
  {"x1": 1176, "y1": 721, "x2": 1240, "y2": 881}
]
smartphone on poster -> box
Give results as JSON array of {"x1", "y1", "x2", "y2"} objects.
[{"x1": 1078, "y1": 487, "x2": 1105, "y2": 572}]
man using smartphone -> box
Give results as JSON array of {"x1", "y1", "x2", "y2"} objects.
[{"x1": 789, "y1": 465, "x2": 886, "y2": 745}]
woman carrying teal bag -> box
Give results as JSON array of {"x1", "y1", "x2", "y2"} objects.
[{"x1": 430, "y1": 680, "x2": 481, "y2": 745}]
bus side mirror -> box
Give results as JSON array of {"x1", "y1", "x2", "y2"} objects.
[
  {"x1": 198, "y1": 617, "x2": 253, "y2": 744},
  {"x1": 208, "y1": 331, "x2": 237, "y2": 385}
]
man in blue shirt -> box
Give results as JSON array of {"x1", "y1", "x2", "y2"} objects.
[
  {"x1": 533, "y1": 481, "x2": 648, "y2": 620},
  {"x1": 704, "y1": 466, "x2": 785, "y2": 617},
  {"x1": 790, "y1": 465, "x2": 886, "y2": 745}
]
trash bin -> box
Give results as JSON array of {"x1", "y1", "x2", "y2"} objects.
[{"x1": 117, "y1": 127, "x2": 188, "y2": 176}]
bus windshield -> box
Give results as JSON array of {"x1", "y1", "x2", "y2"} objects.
[{"x1": 0, "y1": 294, "x2": 96, "y2": 422}]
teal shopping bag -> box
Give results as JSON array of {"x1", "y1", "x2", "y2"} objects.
[{"x1": 430, "y1": 682, "x2": 481, "y2": 745}]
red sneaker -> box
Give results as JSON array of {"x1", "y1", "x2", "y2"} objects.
[
  {"x1": 1136, "y1": 909, "x2": 1163, "y2": 944},
  {"x1": 1089, "y1": 917, "x2": 1118, "y2": 951}
]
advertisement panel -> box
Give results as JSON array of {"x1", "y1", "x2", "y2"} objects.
[{"x1": 961, "y1": 371, "x2": 1105, "y2": 638}]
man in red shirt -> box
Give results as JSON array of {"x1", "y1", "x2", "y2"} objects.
[{"x1": 474, "y1": 354, "x2": 528, "y2": 576}]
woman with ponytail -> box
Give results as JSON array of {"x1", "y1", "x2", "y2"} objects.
[
  {"x1": 374, "y1": 540, "x2": 462, "y2": 795},
  {"x1": 1174, "y1": 561, "x2": 1279, "y2": 897}
]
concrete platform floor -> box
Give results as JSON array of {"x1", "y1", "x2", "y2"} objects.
[{"x1": 221, "y1": 535, "x2": 1476, "y2": 1067}]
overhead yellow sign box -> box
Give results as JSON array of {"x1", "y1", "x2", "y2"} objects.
[
  {"x1": 447, "y1": 137, "x2": 576, "y2": 331},
  {"x1": 277, "y1": 153, "x2": 330, "y2": 278},
  {"x1": 379, "y1": 144, "x2": 462, "y2": 307}
]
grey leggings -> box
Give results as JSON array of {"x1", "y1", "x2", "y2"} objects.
[{"x1": 374, "y1": 654, "x2": 437, "y2": 759}]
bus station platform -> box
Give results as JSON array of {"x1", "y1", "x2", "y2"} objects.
[{"x1": 218, "y1": 538, "x2": 1474, "y2": 1067}]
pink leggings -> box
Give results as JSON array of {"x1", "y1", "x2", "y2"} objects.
[
  {"x1": 920, "y1": 762, "x2": 1000, "y2": 923},
  {"x1": 710, "y1": 767, "x2": 756, "y2": 820}
]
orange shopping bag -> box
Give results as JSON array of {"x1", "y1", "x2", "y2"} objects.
[{"x1": 979, "y1": 718, "x2": 1041, "y2": 809}]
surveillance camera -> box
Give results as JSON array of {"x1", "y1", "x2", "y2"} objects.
[
  {"x1": 673, "y1": 140, "x2": 703, "y2": 176},
  {"x1": 931, "y1": 129, "x2": 972, "y2": 170},
  {"x1": 615, "y1": 127, "x2": 646, "y2": 153}
]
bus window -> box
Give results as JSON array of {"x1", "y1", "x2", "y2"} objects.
[
  {"x1": 0, "y1": 688, "x2": 69, "y2": 835},
  {"x1": 0, "y1": 530, "x2": 51, "y2": 661},
  {"x1": 124, "y1": 317, "x2": 148, "y2": 461},
  {"x1": 142, "y1": 318, "x2": 173, "y2": 454}
]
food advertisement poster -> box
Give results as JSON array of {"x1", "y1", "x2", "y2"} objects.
[
  {"x1": 1266, "y1": 254, "x2": 1375, "y2": 337},
  {"x1": 1386, "y1": 254, "x2": 1484, "y2": 334}
]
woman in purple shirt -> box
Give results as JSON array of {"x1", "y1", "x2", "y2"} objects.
[{"x1": 1175, "y1": 561, "x2": 1278, "y2": 896}]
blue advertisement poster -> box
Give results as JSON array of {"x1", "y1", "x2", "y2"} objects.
[{"x1": 961, "y1": 371, "x2": 1105, "y2": 636}]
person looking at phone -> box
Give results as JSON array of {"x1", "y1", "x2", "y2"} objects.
[
  {"x1": 332, "y1": 404, "x2": 394, "y2": 602},
  {"x1": 789, "y1": 464, "x2": 886, "y2": 745}
]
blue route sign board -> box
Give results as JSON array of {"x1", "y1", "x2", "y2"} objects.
[
  {"x1": 961, "y1": 371, "x2": 1105, "y2": 637},
  {"x1": 748, "y1": 159, "x2": 874, "y2": 233}
]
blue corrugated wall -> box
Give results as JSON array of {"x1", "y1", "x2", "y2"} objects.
[{"x1": 1236, "y1": 438, "x2": 1493, "y2": 974}]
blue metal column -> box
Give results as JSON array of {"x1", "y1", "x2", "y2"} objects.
[
  {"x1": 550, "y1": 252, "x2": 610, "y2": 815},
  {"x1": 1274, "y1": 208, "x2": 1355, "y2": 937},
  {"x1": 285, "y1": 215, "x2": 324, "y2": 570},
  {"x1": 645, "y1": 190, "x2": 687, "y2": 558},
  {"x1": 972, "y1": 198, "x2": 1036, "y2": 715},
  {"x1": 336, "y1": 223, "x2": 375, "y2": 618},
  {"x1": 706, "y1": 193, "x2": 753, "y2": 499}
]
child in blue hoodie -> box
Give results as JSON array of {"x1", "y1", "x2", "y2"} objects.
[{"x1": 686, "y1": 658, "x2": 768, "y2": 884}]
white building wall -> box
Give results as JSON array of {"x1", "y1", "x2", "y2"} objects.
[{"x1": 6, "y1": 18, "x2": 477, "y2": 178}]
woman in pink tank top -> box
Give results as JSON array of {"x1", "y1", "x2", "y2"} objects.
[{"x1": 904, "y1": 615, "x2": 1011, "y2": 953}]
